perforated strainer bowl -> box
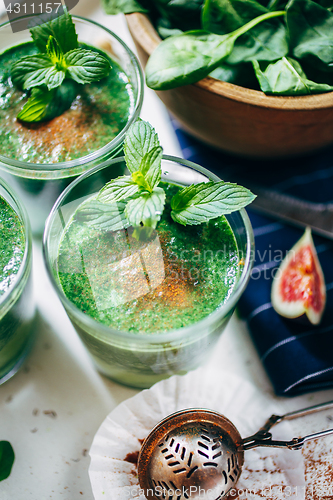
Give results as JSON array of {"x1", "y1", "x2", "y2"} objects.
[{"x1": 138, "y1": 401, "x2": 333, "y2": 500}]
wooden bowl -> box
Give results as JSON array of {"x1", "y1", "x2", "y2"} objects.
[{"x1": 126, "y1": 12, "x2": 333, "y2": 159}]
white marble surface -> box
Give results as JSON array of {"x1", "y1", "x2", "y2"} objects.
[{"x1": 1, "y1": 2, "x2": 333, "y2": 500}]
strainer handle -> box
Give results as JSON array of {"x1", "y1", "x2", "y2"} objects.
[
  {"x1": 259, "y1": 399, "x2": 333, "y2": 432},
  {"x1": 242, "y1": 427, "x2": 333, "y2": 451}
]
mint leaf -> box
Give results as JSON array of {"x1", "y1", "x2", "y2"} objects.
[
  {"x1": 17, "y1": 87, "x2": 54, "y2": 122},
  {"x1": 18, "y1": 81, "x2": 78, "y2": 123},
  {"x1": 123, "y1": 119, "x2": 160, "y2": 174},
  {"x1": 171, "y1": 181, "x2": 256, "y2": 225},
  {"x1": 11, "y1": 55, "x2": 53, "y2": 90},
  {"x1": 47, "y1": 35, "x2": 64, "y2": 65},
  {"x1": 30, "y1": 10, "x2": 78, "y2": 54},
  {"x1": 0, "y1": 441, "x2": 15, "y2": 482},
  {"x1": 75, "y1": 200, "x2": 129, "y2": 231},
  {"x1": 131, "y1": 171, "x2": 152, "y2": 191},
  {"x1": 131, "y1": 146, "x2": 163, "y2": 192},
  {"x1": 125, "y1": 187, "x2": 166, "y2": 228},
  {"x1": 98, "y1": 176, "x2": 139, "y2": 203},
  {"x1": 44, "y1": 66, "x2": 66, "y2": 90},
  {"x1": 64, "y1": 49, "x2": 111, "y2": 85},
  {"x1": 139, "y1": 146, "x2": 163, "y2": 190}
]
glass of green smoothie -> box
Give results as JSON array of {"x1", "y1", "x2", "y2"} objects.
[
  {"x1": 0, "y1": 178, "x2": 36, "y2": 384},
  {"x1": 0, "y1": 14, "x2": 143, "y2": 235},
  {"x1": 43, "y1": 153, "x2": 254, "y2": 389}
]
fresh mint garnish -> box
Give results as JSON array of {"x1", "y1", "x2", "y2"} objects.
[
  {"x1": 64, "y1": 49, "x2": 112, "y2": 85},
  {"x1": 136, "y1": 146, "x2": 163, "y2": 191},
  {"x1": 12, "y1": 10, "x2": 111, "y2": 122},
  {"x1": 98, "y1": 176, "x2": 139, "y2": 203},
  {"x1": 171, "y1": 181, "x2": 256, "y2": 226},
  {"x1": 123, "y1": 119, "x2": 161, "y2": 173},
  {"x1": 75, "y1": 200, "x2": 130, "y2": 232},
  {"x1": 125, "y1": 187, "x2": 166, "y2": 228},
  {"x1": 17, "y1": 86, "x2": 54, "y2": 121},
  {"x1": 17, "y1": 80, "x2": 79, "y2": 123},
  {"x1": 30, "y1": 9, "x2": 78, "y2": 54},
  {"x1": 75, "y1": 119, "x2": 256, "y2": 234},
  {"x1": 11, "y1": 54, "x2": 54, "y2": 90},
  {"x1": 0, "y1": 441, "x2": 15, "y2": 482}
]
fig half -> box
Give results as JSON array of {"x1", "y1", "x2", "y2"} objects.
[{"x1": 271, "y1": 227, "x2": 326, "y2": 325}]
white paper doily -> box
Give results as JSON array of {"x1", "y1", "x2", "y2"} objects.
[{"x1": 89, "y1": 368, "x2": 305, "y2": 500}]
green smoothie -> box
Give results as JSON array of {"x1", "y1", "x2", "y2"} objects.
[
  {"x1": 0, "y1": 196, "x2": 25, "y2": 296},
  {"x1": 58, "y1": 184, "x2": 240, "y2": 334},
  {"x1": 0, "y1": 193, "x2": 35, "y2": 383},
  {"x1": 0, "y1": 42, "x2": 134, "y2": 163}
]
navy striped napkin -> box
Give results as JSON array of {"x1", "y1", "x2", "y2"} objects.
[{"x1": 172, "y1": 119, "x2": 333, "y2": 397}]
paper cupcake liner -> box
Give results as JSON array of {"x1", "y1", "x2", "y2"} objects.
[{"x1": 89, "y1": 368, "x2": 305, "y2": 500}]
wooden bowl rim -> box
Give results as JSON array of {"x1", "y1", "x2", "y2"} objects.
[{"x1": 126, "y1": 12, "x2": 333, "y2": 111}]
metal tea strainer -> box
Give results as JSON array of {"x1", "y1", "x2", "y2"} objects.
[{"x1": 138, "y1": 400, "x2": 333, "y2": 500}]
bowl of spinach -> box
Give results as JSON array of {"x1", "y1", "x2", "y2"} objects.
[{"x1": 104, "y1": 0, "x2": 333, "y2": 159}]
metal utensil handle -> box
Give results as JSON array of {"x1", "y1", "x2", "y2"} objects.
[
  {"x1": 260, "y1": 400, "x2": 333, "y2": 432},
  {"x1": 243, "y1": 427, "x2": 333, "y2": 451}
]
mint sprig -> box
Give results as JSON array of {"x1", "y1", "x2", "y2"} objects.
[
  {"x1": 30, "y1": 9, "x2": 78, "y2": 54},
  {"x1": 75, "y1": 200, "x2": 129, "y2": 232},
  {"x1": 171, "y1": 181, "x2": 256, "y2": 226},
  {"x1": 98, "y1": 176, "x2": 139, "y2": 203},
  {"x1": 75, "y1": 119, "x2": 256, "y2": 233},
  {"x1": 12, "y1": 10, "x2": 111, "y2": 122},
  {"x1": 17, "y1": 81, "x2": 79, "y2": 123},
  {"x1": 125, "y1": 187, "x2": 166, "y2": 229}
]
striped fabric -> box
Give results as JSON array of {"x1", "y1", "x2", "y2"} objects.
[{"x1": 172, "y1": 119, "x2": 333, "y2": 396}]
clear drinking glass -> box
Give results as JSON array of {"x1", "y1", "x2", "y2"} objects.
[
  {"x1": 0, "y1": 178, "x2": 36, "y2": 384},
  {"x1": 43, "y1": 156, "x2": 254, "y2": 389},
  {"x1": 0, "y1": 16, "x2": 143, "y2": 235}
]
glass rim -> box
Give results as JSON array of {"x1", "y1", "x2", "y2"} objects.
[
  {"x1": 0, "y1": 15, "x2": 144, "y2": 172},
  {"x1": 0, "y1": 177, "x2": 32, "y2": 315},
  {"x1": 43, "y1": 154, "x2": 255, "y2": 343}
]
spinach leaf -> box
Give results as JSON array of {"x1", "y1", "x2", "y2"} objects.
[
  {"x1": 314, "y1": 0, "x2": 333, "y2": 9},
  {"x1": 210, "y1": 61, "x2": 260, "y2": 88},
  {"x1": 253, "y1": 57, "x2": 333, "y2": 94},
  {"x1": 202, "y1": 0, "x2": 288, "y2": 63},
  {"x1": 145, "y1": 10, "x2": 286, "y2": 90},
  {"x1": 146, "y1": 30, "x2": 236, "y2": 90},
  {"x1": 156, "y1": 18, "x2": 183, "y2": 39},
  {"x1": 267, "y1": 0, "x2": 288, "y2": 9},
  {"x1": 152, "y1": 0, "x2": 204, "y2": 31},
  {"x1": 101, "y1": 0, "x2": 150, "y2": 14},
  {"x1": 287, "y1": 0, "x2": 333, "y2": 71}
]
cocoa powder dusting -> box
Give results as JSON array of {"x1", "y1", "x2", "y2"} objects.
[
  {"x1": 303, "y1": 441, "x2": 333, "y2": 500},
  {"x1": 124, "y1": 451, "x2": 139, "y2": 466},
  {"x1": 18, "y1": 104, "x2": 96, "y2": 157}
]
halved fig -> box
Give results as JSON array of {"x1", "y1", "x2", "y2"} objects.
[{"x1": 271, "y1": 227, "x2": 326, "y2": 325}]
